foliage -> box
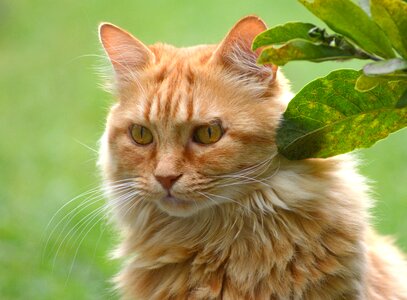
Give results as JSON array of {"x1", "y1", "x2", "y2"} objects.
[
  {"x1": 253, "y1": 0, "x2": 407, "y2": 160},
  {"x1": 277, "y1": 70, "x2": 407, "y2": 159}
]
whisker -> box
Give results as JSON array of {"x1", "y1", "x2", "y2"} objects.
[
  {"x1": 44, "y1": 185, "x2": 103, "y2": 235},
  {"x1": 43, "y1": 179, "x2": 137, "y2": 261},
  {"x1": 119, "y1": 193, "x2": 147, "y2": 220},
  {"x1": 55, "y1": 188, "x2": 140, "y2": 276},
  {"x1": 213, "y1": 156, "x2": 281, "y2": 190},
  {"x1": 44, "y1": 183, "x2": 134, "y2": 259},
  {"x1": 44, "y1": 178, "x2": 136, "y2": 236},
  {"x1": 224, "y1": 153, "x2": 276, "y2": 178},
  {"x1": 197, "y1": 191, "x2": 219, "y2": 209},
  {"x1": 216, "y1": 174, "x2": 271, "y2": 189},
  {"x1": 64, "y1": 207, "x2": 108, "y2": 285},
  {"x1": 198, "y1": 191, "x2": 251, "y2": 213},
  {"x1": 52, "y1": 204, "x2": 106, "y2": 271},
  {"x1": 73, "y1": 138, "x2": 98, "y2": 154}
]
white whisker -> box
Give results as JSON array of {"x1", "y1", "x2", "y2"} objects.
[
  {"x1": 73, "y1": 138, "x2": 99, "y2": 154},
  {"x1": 56, "y1": 188, "x2": 140, "y2": 279},
  {"x1": 44, "y1": 183, "x2": 134, "y2": 258}
]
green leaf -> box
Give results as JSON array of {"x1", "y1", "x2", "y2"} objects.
[
  {"x1": 277, "y1": 69, "x2": 407, "y2": 159},
  {"x1": 355, "y1": 71, "x2": 407, "y2": 92},
  {"x1": 355, "y1": 74, "x2": 384, "y2": 92},
  {"x1": 298, "y1": 0, "x2": 395, "y2": 58},
  {"x1": 252, "y1": 22, "x2": 316, "y2": 50},
  {"x1": 358, "y1": 0, "x2": 371, "y2": 17},
  {"x1": 363, "y1": 58, "x2": 407, "y2": 76},
  {"x1": 396, "y1": 88, "x2": 407, "y2": 108},
  {"x1": 257, "y1": 39, "x2": 359, "y2": 66},
  {"x1": 371, "y1": 0, "x2": 407, "y2": 59}
]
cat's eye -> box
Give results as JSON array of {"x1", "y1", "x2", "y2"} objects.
[
  {"x1": 193, "y1": 123, "x2": 223, "y2": 145},
  {"x1": 130, "y1": 124, "x2": 153, "y2": 145}
]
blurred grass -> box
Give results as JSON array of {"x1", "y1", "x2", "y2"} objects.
[{"x1": 0, "y1": 0, "x2": 405, "y2": 299}]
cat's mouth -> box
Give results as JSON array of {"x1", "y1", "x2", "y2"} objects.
[
  {"x1": 161, "y1": 195, "x2": 191, "y2": 207},
  {"x1": 157, "y1": 194, "x2": 200, "y2": 217}
]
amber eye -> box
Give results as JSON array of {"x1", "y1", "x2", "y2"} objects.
[
  {"x1": 130, "y1": 124, "x2": 153, "y2": 145},
  {"x1": 193, "y1": 123, "x2": 223, "y2": 144}
]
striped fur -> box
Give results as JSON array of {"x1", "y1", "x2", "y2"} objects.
[{"x1": 98, "y1": 16, "x2": 407, "y2": 299}]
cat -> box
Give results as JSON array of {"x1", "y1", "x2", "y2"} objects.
[{"x1": 97, "y1": 16, "x2": 407, "y2": 299}]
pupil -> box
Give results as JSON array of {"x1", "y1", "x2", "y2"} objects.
[
  {"x1": 140, "y1": 126, "x2": 144, "y2": 138},
  {"x1": 207, "y1": 127, "x2": 212, "y2": 139}
]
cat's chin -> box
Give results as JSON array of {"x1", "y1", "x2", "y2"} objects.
[{"x1": 156, "y1": 196, "x2": 204, "y2": 217}]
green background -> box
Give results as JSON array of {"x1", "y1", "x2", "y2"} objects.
[{"x1": 1, "y1": 0, "x2": 406, "y2": 299}]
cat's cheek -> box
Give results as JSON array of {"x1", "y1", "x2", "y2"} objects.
[
  {"x1": 98, "y1": 132, "x2": 116, "y2": 175},
  {"x1": 111, "y1": 150, "x2": 145, "y2": 175},
  {"x1": 188, "y1": 142, "x2": 240, "y2": 175}
]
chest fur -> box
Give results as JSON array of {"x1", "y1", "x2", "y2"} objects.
[{"x1": 115, "y1": 206, "x2": 366, "y2": 300}]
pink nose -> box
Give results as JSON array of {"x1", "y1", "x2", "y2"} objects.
[{"x1": 155, "y1": 174, "x2": 182, "y2": 190}]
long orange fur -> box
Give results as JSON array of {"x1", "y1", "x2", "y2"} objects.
[{"x1": 98, "y1": 16, "x2": 407, "y2": 299}]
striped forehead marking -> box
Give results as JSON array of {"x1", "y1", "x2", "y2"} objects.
[{"x1": 143, "y1": 63, "x2": 195, "y2": 124}]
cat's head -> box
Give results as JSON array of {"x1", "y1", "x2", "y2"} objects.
[{"x1": 98, "y1": 16, "x2": 291, "y2": 218}]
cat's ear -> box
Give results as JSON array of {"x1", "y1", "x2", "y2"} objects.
[
  {"x1": 99, "y1": 23, "x2": 155, "y2": 77},
  {"x1": 212, "y1": 16, "x2": 277, "y2": 83}
]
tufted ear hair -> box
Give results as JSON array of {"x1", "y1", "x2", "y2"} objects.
[
  {"x1": 99, "y1": 23, "x2": 155, "y2": 78},
  {"x1": 212, "y1": 16, "x2": 278, "y2": 85}
]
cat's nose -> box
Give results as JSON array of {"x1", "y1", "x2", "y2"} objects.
[{"x1": 155, "y1": 174, "x2": 183, "y2": 190}]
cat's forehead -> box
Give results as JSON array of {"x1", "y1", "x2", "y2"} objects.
[
  {"x1": 139, "y1": 78, "x2": 220, "y2": 127},
  {"x1": 146, "y1": 44, "x2": 216, "y2": 87},
  {"x1": 134, "y1": 44, "x2": 222, "y2": 125}
]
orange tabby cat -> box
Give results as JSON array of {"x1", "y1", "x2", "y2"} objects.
[{"x1": 98, "y1": 16, "x2": 407, "y2": 299}]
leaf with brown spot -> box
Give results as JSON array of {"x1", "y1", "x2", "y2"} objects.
[{"x1": 277, "y1": 69, "x2": 407, "y2": 159}]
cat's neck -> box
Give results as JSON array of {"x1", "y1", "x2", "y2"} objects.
[{"x1": 114, "y1": 155, "x2": 369, "y2": 298}]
